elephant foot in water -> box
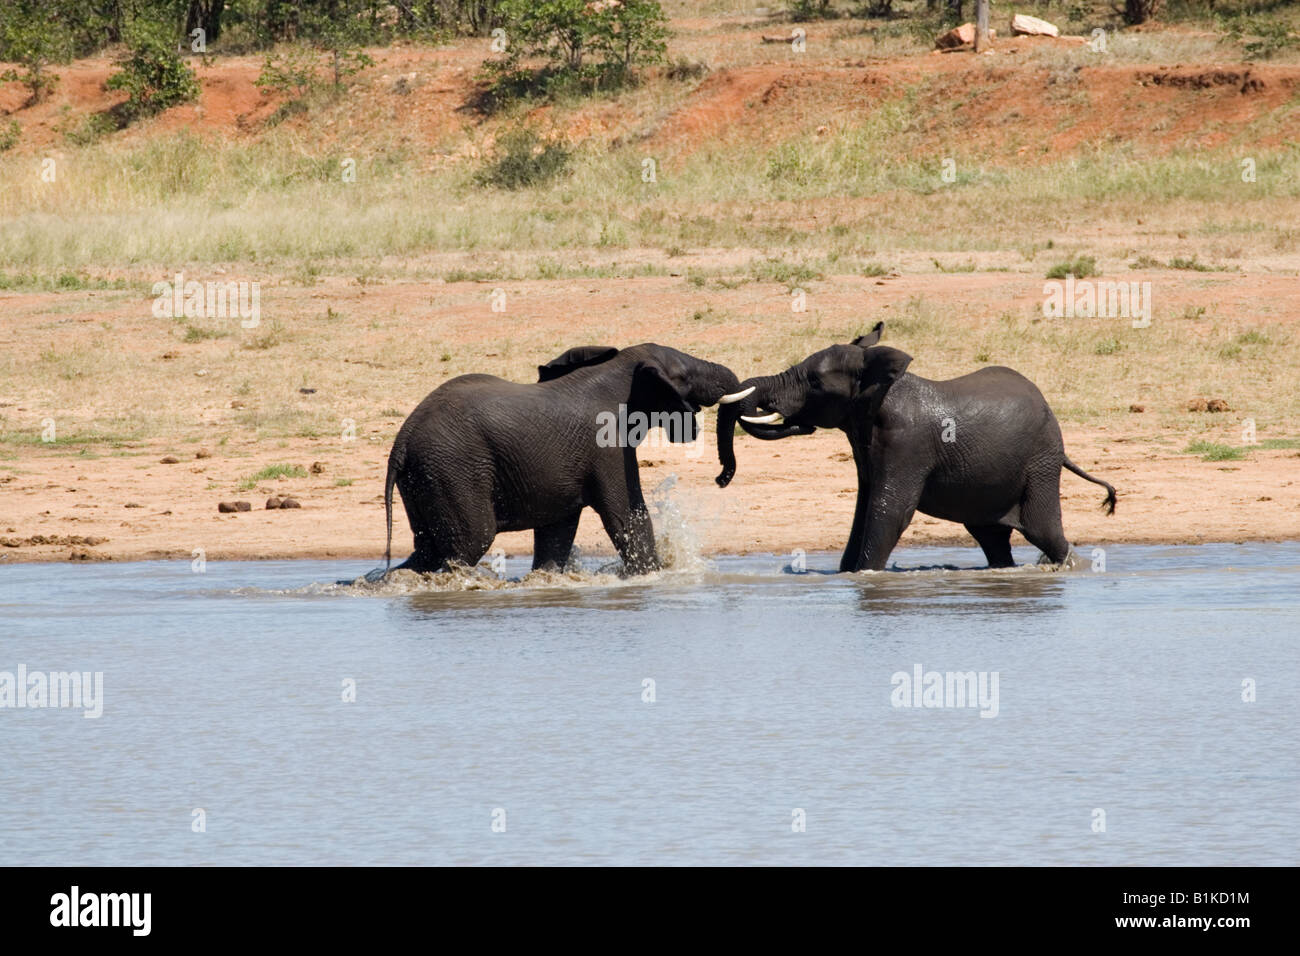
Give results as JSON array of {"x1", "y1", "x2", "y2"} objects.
[{"x1": 1035, "y1": 548, "x2": 1085, "y2": 571}]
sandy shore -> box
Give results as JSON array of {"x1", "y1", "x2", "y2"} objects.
[
  {"x1": 3, "y1": 425, "x2": 1297, "y2": 567},
  {"x1": 4, "y1": 268, "x2": 1299, "y2": 566}
]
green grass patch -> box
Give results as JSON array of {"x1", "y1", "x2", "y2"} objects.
[
  {"x1": 239, "y1": 462, "x2": 308, "y2": 489},
  {"x1": 1184, "y1": 440, "x2": 1246, "y2": 461}
]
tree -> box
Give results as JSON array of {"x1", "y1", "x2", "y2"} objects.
[
  {"x1": 496, "y1": 0, "x2": 668, "y2": 77},
  {"x1": 974, "y1": 0, "x2": 989, "y2": 52},
  {"x1": 0, "y1": 1, "x2": 77, "y2": 106},
  {"x1": 430, "y1": 1, "x2": 503, "y2": 36},
  {"x1": 185, "y1": 0, "x2": 227, "y2": 44},
  {"x1": 588, "y1": 0, "x2": 668, "y2": 75},
  {"x1": 1123, "y1": 0, "x2": 1163, "y2": 26}
]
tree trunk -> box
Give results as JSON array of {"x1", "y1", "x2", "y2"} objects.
[{"x1": 974, "y1": 0, "x2": 989, "y2": 52}]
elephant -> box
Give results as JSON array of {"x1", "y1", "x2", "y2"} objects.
[
  {"x1": 715, "y1": 323, "x2": 1116, "y2": 572},
  {"x1": 378, "y1": 343, "x2": 748, "y2": 577}
]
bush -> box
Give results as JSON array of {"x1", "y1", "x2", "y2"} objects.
[
  {"x1": 63, "y1": 113, "x2": 116, "y2": 146},
  {"x1": 474, "y1": 126, "x2": 571, "y2": 190},
  {"x1": 256, "y1": 45, "x2": 323, "y2": 102},
  {"x1": 1046, "y1": 255, "x2": 1099, "y2": 279},
  {"x1": 665, "y1": 57, "x2": 710, "y2": 81},
  {"x1": 482, "y1": 0, "x2": 669, "y2": 107},
  {"x1": 0, "y1": 121, "x2": 19, "y2": 151},
  {"x1": 1224, "y1": 17, "x2": 1299, "y2": 61},
  {"x1": 789, "y1": 0, "x2": 837, "y2": 21},
  {"x1": 105, "y1": 34, "x2": 200, "y2": 121}
]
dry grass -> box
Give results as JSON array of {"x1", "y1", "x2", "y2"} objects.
[{"x1": 2, "y1": 10, "x2": 1299, "y2": 465}]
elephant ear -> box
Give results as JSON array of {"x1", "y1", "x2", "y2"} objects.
[
  {"x1": 851, "y1": 321, "x2": 884, "y2": 349},
  {"x1": 857, "y1": 345, "x2": 912, "y2": 413},
  {"x1": 630, "y1": 360, "x2": 694, "y2": 415},
  {"x1": 538, "y1": 345, "x2": 619, "y2": 382}
]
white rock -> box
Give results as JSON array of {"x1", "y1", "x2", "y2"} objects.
[{"x1": 1011, "y1": 14, "x2": 1059, "y2": 37}]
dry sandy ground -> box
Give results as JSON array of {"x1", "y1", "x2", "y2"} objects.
[
  {"x1": 4, "y1": 269, "x2": 1298, "y2": 568},
  {"x1": 3, "y1": 28, "x2": 1299, "y2": 567},
  {"x1": 2, "y1": 424, "x2": 1297, "y2": 569}
]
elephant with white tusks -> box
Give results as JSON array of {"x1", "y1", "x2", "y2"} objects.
[
  {"x1": 715, "y1": 322, "x2": 1117, "y2": 572},
  {"x1": 371, "y1": 343, "x2": 747, "y2": 579}
]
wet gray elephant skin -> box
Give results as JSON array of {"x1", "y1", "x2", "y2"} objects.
[
  {"x1": 715, "y1": 323, "x2": 1117, "y2": 572},
  {"x1": 378, "y1": 344, "x2": 743, "y2": 577}
]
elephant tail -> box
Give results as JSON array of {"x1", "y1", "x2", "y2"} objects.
[
  {"x1": 1063, "y1": 457, "x2": 1117, "y2": 515},
  {"x1": 383, "y1": 442, "x2": 404, "y2": 571}
]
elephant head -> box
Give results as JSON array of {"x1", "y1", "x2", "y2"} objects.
[
  {"x1": 625, "y1": 343, "x2": 746, "y2": 444},
  {"x1": 539, "y1": 343, "x2": 744, "y2": 446},
  {"x1": 715, "y1": 322, "x2": 912, "y2": 487}
]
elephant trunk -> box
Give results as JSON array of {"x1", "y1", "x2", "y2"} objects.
[{"x1": 715, "y1": 374, "x2": 775, "y2": 487}]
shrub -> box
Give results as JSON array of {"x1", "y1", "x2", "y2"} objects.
[
  {"x1": 789, "y1": 1, "x2": 837, "y2": 21},
  {"x1": 256, "y1": 45, "x2": 321, "y2": 101},
  {"x1": 474, "y1": 126, "x2": 571, "y2": 190},
  {"x1": 63, "y1": 113, "x2": 116, "y2": 146},
  {"x1": 483, "y1": 0, "x2": 669, "y2": 107},
  {"x1": 106, "y1": 34, "x2": 200, "y2": 121},
  {"x1": 1224, "y1": 17, "x2": 1299, "y2": 61},
  {"x1": 1046, "y1": 255, "x2": 1099, "y2": 279},
  {"x1": 665, "y1": 57, "x2": 710, "y2": 81}
]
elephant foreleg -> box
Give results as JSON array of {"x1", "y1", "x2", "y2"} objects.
[
  {"x1": 600, "y1": 503, "x2": 659, "y2": 575},
  {"x1": 533, "y1": 511, "x2": 582, "y2": 571},
  {"x1": 840, "y1": 491, "x2": 870, "y2": 574},
  {"x1": 840, "y1": 460, "x2": 872, "y2": 573},
  {"x1": 590, "y1": 453, "x2": 660, "y2": 575},
  {"x1": 853, "y1": 476, "x2": 924, "y2": 572}
]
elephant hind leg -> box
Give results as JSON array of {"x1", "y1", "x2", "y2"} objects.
[
  {"x1": 392, "y1": 475, "x2": 449, "y2": 572},
  {"x1": 533, "y1": 511, "x2": 582, "y2": 571},
  {"x1": 395, "y1": 473, "x2": 496, "y2": 573},
  {"x1": 965, "y1": 523, "x2": 1014, "y2": 569},
  {"x1": 1018, "y1": 476, "x2": 1072, "y2": 565},
  {"x1": 393, "y1": 539, "x2": 447, "y2": 574}
]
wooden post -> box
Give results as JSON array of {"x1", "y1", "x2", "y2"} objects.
[{"x1": 974, "y1": 0, "x2": 990, "y2": 52}]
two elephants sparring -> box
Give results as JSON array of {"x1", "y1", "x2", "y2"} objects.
[{"x1": 375, "y1": 323, "x2": 1115, "y2": 578}]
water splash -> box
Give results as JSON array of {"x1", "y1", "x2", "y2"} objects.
[
  {"x1": 648, "y1": 474, "x2": 707, "y2": 574},
  {"x1": 317, "y1": 562, "x2": 630, "y2": 596}
]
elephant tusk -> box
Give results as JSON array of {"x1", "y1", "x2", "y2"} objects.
[
  {"x1": 741, "y1": 412, "x2": 783, "y2": 424},
  {"x1": 718, "y1": 386, "x2": 756, "y2": 405}
]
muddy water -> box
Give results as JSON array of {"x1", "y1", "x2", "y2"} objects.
[{"x1": 1, "y1": 541, "x2": 1297, "y2": 865}]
